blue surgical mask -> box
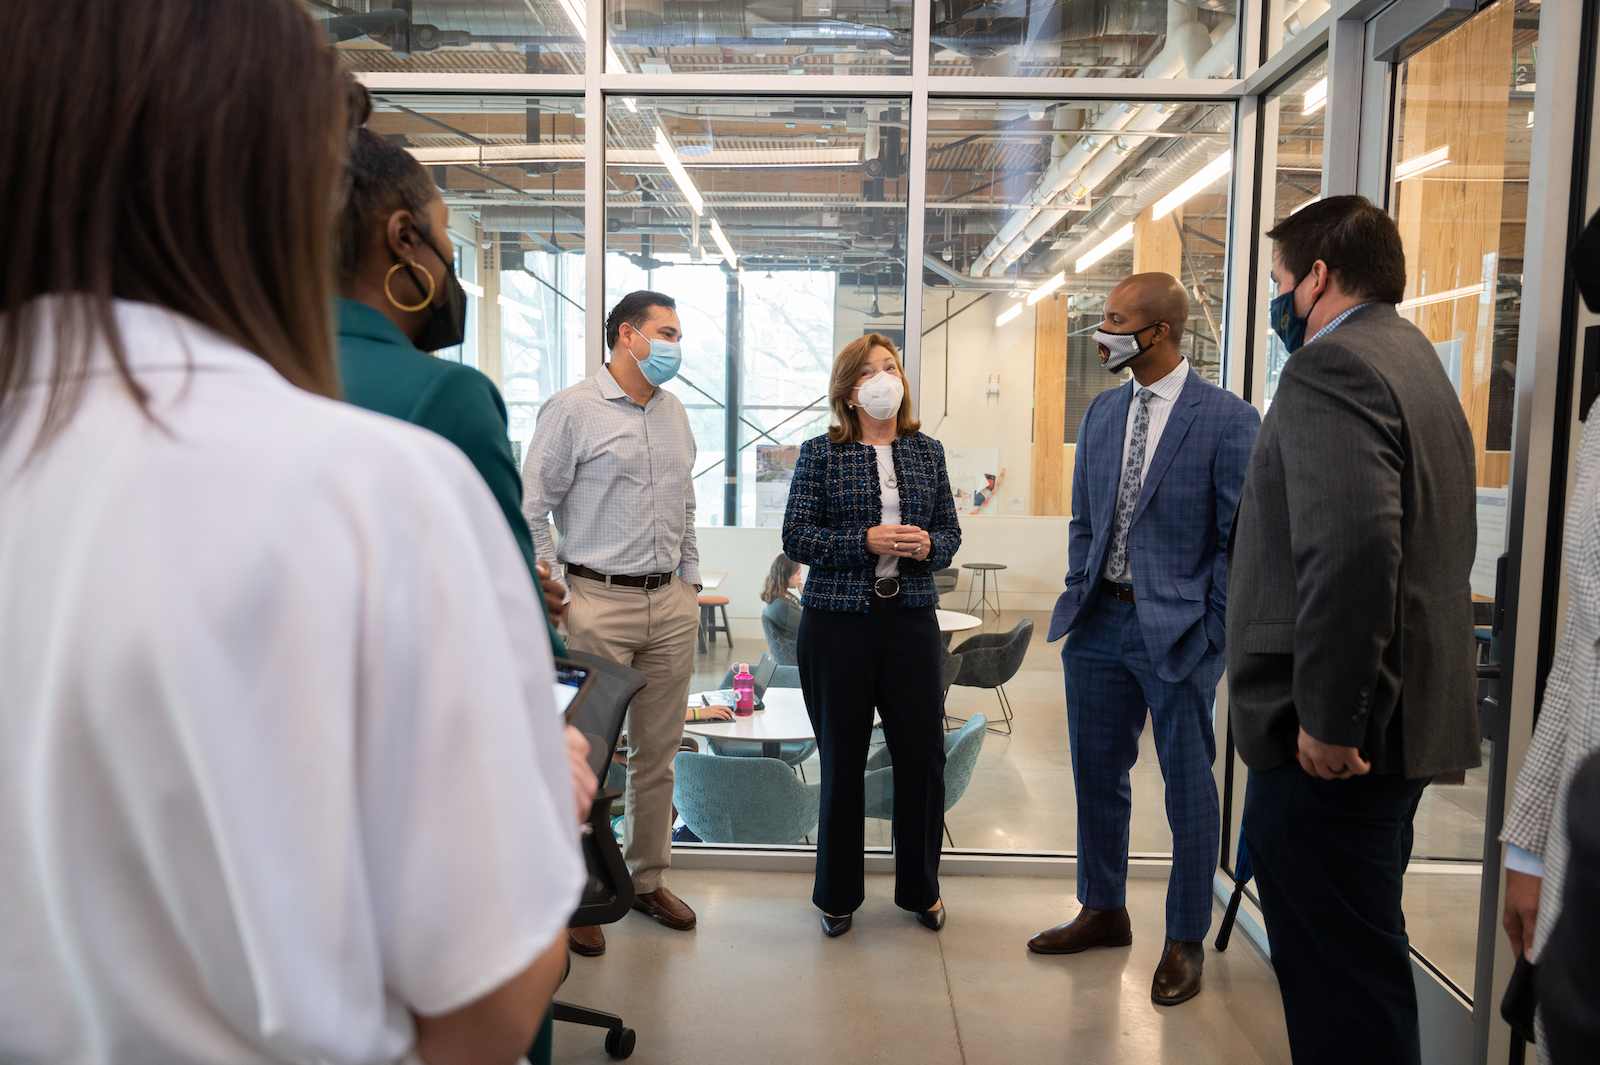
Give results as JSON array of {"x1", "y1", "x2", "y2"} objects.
[{"x1": 628, "y1": 331, "x2": 682, "y2": 386}]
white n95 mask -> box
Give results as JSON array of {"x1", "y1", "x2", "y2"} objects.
[{"x1": 856, "y1": 370, "x2": 904, "y2": 421}]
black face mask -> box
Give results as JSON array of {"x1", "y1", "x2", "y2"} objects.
[{"x1": 401, "y1": 231, "x2": 468, "y2": 352}]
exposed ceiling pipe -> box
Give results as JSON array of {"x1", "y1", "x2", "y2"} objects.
[
  {"x1": 923, "y1": 255, "x2": 1020, "y2": 290},
  {"x1": 1044, "y1": 120, "x2": 1233, "y2": 276},
  {"x1": 979, "y1": 14, "x2": 1238, "y2": 277},
  {"x1": 966, "y1": 1, "x2": 1211, "y2": 278}
]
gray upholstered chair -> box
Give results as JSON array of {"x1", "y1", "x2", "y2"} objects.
[
  {"x1": 760, "y1": 610, "x2": 799, "y2": 666},
  {"x1": 932, "y1": 567, "x2": 959, "y2": 595},
  {"x1": 863, "y1": 712, "x2": 988, "y2": 846},
  {"x1": 949, "y1": 618, "x2": 1033, "y2": 735},
  {"x1": 673, "y1": 751, "x2": 821, "y2": 844}
]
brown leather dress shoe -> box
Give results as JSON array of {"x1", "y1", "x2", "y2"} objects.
[
  {"x1": 1151, "y1": 936, "x2": 1204, "y2": 1005},
  {"x1": 632, "y1": 886, "x2": 697, "y2": 930},
  {"x1": 568, "y1": 925, "x2": 605, "y2": 957},
  {"x1": 1027, "y1": 905, "x2": 1133, "y2": 954}
]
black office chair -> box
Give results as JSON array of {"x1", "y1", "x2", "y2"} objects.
[
  {"x1": 550, "y1": 650, "x2": 648, "y2": 1060},
  {"x1": 948, "y1": 618, "x2": 1033, "y2": 735}
]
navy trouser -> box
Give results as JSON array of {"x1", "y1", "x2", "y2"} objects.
[
  {"x1": 1243, "y1": 762, "x2": 1430, "y2": 1065},
  {"x1": 1062, "y1": 596, "x2": 1224, "y2": 941},
  {"x1": 798, "y1": 599, "x2": 945, "y2": 916}
]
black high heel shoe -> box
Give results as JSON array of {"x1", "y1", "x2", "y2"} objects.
[
  {"x1": 915, "y1": 901, "x2": 946, "y2": 932},
  {"x1": 821, "y1": 912, "x2": 853, "y2": 937}
]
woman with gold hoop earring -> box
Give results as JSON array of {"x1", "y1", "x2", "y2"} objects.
[{"x1": 333, "y1": 86, "x2": 573, "y2": 661}]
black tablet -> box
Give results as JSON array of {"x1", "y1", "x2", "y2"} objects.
[{"x1": 553, "y1": 657, "x2": 598, "y2": 722}]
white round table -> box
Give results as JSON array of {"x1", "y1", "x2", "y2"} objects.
[
  {"x1": 937, "y1": 609, "x2": 983, "y2": 633},
  {"x1": 683, "y1": 687, "x2": 878, "y2": 758}
]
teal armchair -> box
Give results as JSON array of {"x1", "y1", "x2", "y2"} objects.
[
  {"x1": 863, "y1": 712, "x2": 987, "y2": 846},
  {"x1": 705, "y1": 665, "x2": 818, "y2": 774},
  {"x1": 672, "y1": 751, "x2": 821, "y2": 844}
]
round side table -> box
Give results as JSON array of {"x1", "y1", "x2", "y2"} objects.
[{"x1": 961, "y1": 562, "x2": 1006, "y2": 622}]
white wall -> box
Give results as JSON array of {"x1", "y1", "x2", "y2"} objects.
[{"x1": 918, "y1": 290, "x2": 1039, "y2": 515}]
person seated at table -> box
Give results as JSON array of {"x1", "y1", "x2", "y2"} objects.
[
  {"x1": 759, "y1": 554, "x2": 805, "y2": 664},
  {"x1": 782, "y1": 333, "x2": 962, "y2": 939},
  {"x1": 685, "y1": 702, "x2": 735, "y2": 724}
]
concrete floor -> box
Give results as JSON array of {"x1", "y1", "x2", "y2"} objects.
[
  {"x1": 687, "y1": 604, "x2": 1490, "y2": 1001},
  {"x1": 552, "y1": 871, "x2": 1292, "y2": 1065}
]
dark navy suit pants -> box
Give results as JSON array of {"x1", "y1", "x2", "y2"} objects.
[{"x1": 1063, "y1": 595, "x2": 1223, "y2": 941}]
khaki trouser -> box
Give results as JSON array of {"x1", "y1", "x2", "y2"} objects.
[{"x1": 565, "y1": 574, "x2": 699, "y2": 894}]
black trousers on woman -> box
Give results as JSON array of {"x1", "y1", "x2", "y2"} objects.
[{"x1": 797, "y1": 598, "x2": 946, "y2": 916}]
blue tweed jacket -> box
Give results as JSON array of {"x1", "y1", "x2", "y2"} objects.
[{"x1": 782, "y1": 432, "x2": 961, "y2": 612}]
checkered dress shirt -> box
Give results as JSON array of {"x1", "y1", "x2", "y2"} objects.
[
  {"x1": 1307, "y1": 302, "x2": 1378, "y2": 345},
  {"x1": 521, "y1": 367, "x2": 701, "y2": 585},
  {"x1": 1502, "y1": 415, "x2": 1600, "y2": 958}
]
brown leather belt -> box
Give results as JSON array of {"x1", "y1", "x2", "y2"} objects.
[
  {"x1": 567, "y1": 563, "x2": 674, "y2": 590},
  {"x1": 1100, "y1": 580, "x2": 1136, "y2": 604}
]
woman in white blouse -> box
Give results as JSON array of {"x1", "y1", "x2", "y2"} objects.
[{"x1": 0, "y1": 3, "x2": 585, "y2": 1064}]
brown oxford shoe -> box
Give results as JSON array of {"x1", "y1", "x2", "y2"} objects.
[
  {"x1": 567, "y1": 925, "x2": 605, "y2": 957},
  {"x1": 1027, "y1": 905, "x2": 1132, "y2": 954},
  {"x1": 1151, "y1": 936, "x2": 1205, "y2": 1006},
  {"x1": 631, "y1": 886, "x2": 697, "y2": 930}
]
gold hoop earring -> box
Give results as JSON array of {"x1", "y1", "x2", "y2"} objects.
[{"x1": 384, "y1": 260, "x2": 435, "y2": 313}]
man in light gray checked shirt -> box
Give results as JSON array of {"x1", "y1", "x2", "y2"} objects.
[{"x1": 523, "y1": 290, "x2": 702, "y2": 956}]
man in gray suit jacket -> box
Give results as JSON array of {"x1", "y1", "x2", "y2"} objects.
[{"x1": 1227, "y1": 196, "x2": 1479, "y2": 1065}]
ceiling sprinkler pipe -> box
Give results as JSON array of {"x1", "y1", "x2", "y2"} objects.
[
  {"x1": 981, "y1": 18, "x2": 1235, "y2": 277},
  {"x1": 965, "y1": 0, "x2": 1203, "y2": 278}
]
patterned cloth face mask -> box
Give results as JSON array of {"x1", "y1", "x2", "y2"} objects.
[{"x1": 1093, "y1": 322, "x2": 1157, "y2": 373}]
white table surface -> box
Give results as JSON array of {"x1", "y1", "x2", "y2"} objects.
[
  {"x1": 937, "y1": 609, "x2": 983, "y2": 633},
  {"x1": 682, "y1": 687, "x2": 815, "y2": 742},
  {"x1": 699, "y1": 571, "x2": 727, "y2": 591}
]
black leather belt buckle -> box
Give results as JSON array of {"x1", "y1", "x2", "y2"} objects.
[{"x1": 873, "y1": 576, "x2": 901, "y2": 598}]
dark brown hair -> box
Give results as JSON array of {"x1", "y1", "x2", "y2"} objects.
[
  {"x1": 828, "y1": 333, "x2": 920, "y2": 444},
  {"x1": 760, "y1": 554, "x2": 800, "y2": 604},
  {"x1": 0, "y1": 0, "x2": 348, "y2": 445},
  {"x1": 1264, "y1": 194, "x2": 1407, "y2": 304},
  {"x1": 605, "y1": 291, "x2": 678, "y2": 350}
]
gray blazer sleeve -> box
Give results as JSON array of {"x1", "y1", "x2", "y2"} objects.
[{"x1": 1274, "y1": 344, "x2": 1405, "y2": 747}]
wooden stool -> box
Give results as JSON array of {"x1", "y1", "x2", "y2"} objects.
[{"x1": 698, "y1": 594, "x2": 732, "y2": 652}]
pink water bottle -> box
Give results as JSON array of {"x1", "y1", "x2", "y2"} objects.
[{"x1": 733, "y1": 663, "x2": 755, "y2": 716}]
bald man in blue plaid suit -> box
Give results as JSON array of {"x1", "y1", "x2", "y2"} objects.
[{"x1": 1027, "y1": 273, "x2": 1259, "y2": 1007}]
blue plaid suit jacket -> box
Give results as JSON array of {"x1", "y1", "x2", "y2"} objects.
[{"x1": 1048, "y1": 368, "x2": 1259, "y2": 683}]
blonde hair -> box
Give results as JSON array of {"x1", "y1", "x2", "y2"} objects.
[{"x1": 827, "y1": 333, "x2": 920, "y2": 444}]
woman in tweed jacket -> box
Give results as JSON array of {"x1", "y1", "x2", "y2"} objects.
[{"x1": 782, "y1": 333, "x2": 960, "y2": 937}]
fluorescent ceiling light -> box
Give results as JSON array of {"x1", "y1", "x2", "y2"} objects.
[
  {"x1": 1290, "y1": 194, "x2": 1321, "y2": 215},
  {"x1": 623, "y1": 97, "x2": 638, "y2": 113},
  {"x1": 996, "y1": 303, "x2": 1023, "y2": 327},
  {"x1": 1075, "y1": 223, "x2": 1135, "y2": 274},
  {"x1": 608, "y1": 146, "x2": 859, "y2": 169},
  {"x1": 1303, "y1": 78, "x2": 1328, "y2": 114},
  {"x1": 1397, "y1": 283, "x2": 1484, "y2": 310},
  {"x1": 1150, "y1": 155, "x2": 1232, "y2": 221},
  {"x1": 498, "y1": 293, "x2": 543, "y2": 319},
  {"x1": 543, "y1": 0, "x2": 625, "y2": 72},
  {"x1": 1394, "y1": 145, "x2": 1451, "y2": 181},
  {"x1": 459, "y1": 279, "x2": 484, "y2": 298},
  {"x1": 1026, "y1": 271, "x2": 1066, "y2": 305},
  {"x1": 653, "y1": 128, "x2": 704, "y2": 215},
  {"x1": 709, "y1": 218, "x2": 737, "y2": 267}
]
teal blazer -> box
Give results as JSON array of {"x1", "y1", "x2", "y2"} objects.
[{"x1": 335, "y1": 298, "x2": 568, "y2": 656}]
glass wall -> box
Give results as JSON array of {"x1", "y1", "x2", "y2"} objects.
[
  {"x1": 1387, "y1": 0, "x2": 1537, "y2": 997},
  {"x1": 606, "y1": 0, "x2": 912, "y2": 75},
  {"x1": 369, "y1": 93, "x2": 589, "y2": 448},
  {"x1": 603, "y1": 96, "x2": 910, "y2": 527},
  {"x1": 1257, "y1": 55, "x2": 1327, "y2": 403},
  {"x1": 922, "y1": 98, "x2": 1234, "y2": 521},
  {"x1": 930, "y1": 0, "x2": 1240, "y2": 79},
  {"x1": 315, "y1": 1, "x2": 589, "y2": 74}
]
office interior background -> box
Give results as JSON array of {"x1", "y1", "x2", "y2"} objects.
[{"x1": 318, "y1": 0, "x2": 1590, "y2": 1059}]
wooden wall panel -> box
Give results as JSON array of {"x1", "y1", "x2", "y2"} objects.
[
  {"x1": 1392, "y1": 1, "x2": 1514, "y2": 487},
  {"x1": 1032, "y1": 296, "x2": 1071, "y2": 516},
  {"x1": 1132, "y1": 206, "x2": 1184, "y2": 279}
]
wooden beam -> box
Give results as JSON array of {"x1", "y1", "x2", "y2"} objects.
[
  {"x1": 1132, "y1": 205, "x2": 1184, "y2": 279},
  {"x1": 1032, "y1": 296, "x2": 1070, "y2": 515}
]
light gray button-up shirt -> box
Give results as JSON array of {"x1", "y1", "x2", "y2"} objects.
[{"x1": 522, "y1": 366, "x2": 701, "y2": 585}]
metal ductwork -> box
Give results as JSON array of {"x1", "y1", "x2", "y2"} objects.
[
  {"x1": 1045, "y1": 117, "x2": 1233, "y2": 276},
  {"x1": 929, "y1": 0, "x2": 1167, "y2": 58}
]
